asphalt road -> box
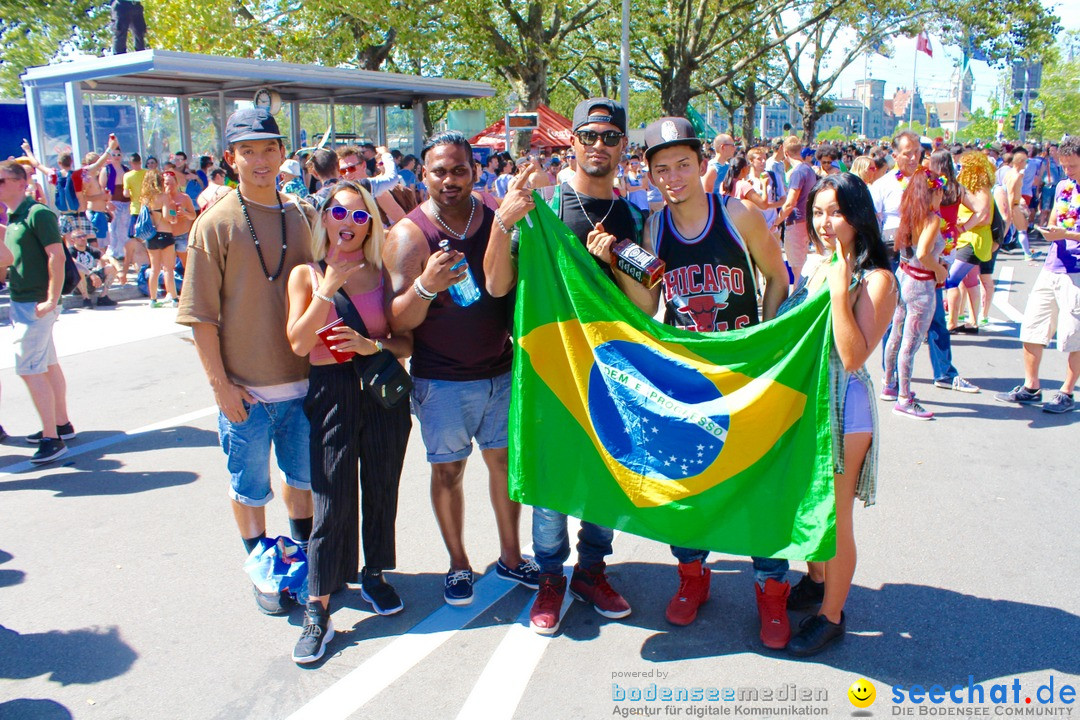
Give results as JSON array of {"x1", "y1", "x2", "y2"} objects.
[{"x1": 1, "y1": 248, "x2": 1077, "y2": 720}]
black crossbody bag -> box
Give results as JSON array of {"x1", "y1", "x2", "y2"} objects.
[{"x1": 320, "y1": 261, "x2": 412, "y2": 409}]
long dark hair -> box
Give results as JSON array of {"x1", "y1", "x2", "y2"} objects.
[
  {"x1": 806, "y1": 173, "x2": 892, "y2": 274},
  {"x1": 929, "y1": 150, "x2": 962, "y2": 206},
  {"x1": 721, "y1": 154, "x2": 749, "y2": 195}
]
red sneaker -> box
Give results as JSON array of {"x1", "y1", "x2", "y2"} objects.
[
  {"x1": 665, "y1": 561, "x2": 711, "y2": 626},
  {"x1": 756, "y1": 578, "x2": 791, "y2": 649},
  {"x1": 529, "y1": 573, "x2": 567, "y2": 635},
  {"x1": 569, "y1": 562, "x2": 631, "y2": 619}
]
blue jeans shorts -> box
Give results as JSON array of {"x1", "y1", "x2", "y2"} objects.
[
  {"x1": 174, "y1": 232, "x2": 189, "y2": 253},
  {"x1": 10, "y1": 301, "x2": 60, "y2": 376},
  {"x1": 411, "y1": 371, "x2": 510, "y2": 464},
  {"x1": 87, "y1": 210, "x2": 109, "y2": 240},
  {"x1": 217, "y1": 397, "x2": 311, "y2": 506}
]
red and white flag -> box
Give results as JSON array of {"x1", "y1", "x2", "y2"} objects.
[{"x1": 916, "y1": 31, "x2": 933, "y2": 58}]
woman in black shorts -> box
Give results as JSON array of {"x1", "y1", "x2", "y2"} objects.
[{"x1": 140, "y1": 169, "x2": 179, "y2": 307}]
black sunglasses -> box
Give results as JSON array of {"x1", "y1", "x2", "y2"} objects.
[
  {"x1": 575, "y1": 130, "x2": 624, "y2": 148},
  {"x1": 328, "y1": 206, "x2": 371, "y2": 225}
]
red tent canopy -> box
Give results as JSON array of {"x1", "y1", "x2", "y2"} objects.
[{"x1": 469, "y1": 104, "x2": 574, "y2": 151}]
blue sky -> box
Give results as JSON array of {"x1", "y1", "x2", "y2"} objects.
[{"x1": 822, "y1": 0, "x2": 1076, "y2": 113}]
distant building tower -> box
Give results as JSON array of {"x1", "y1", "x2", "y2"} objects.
[{"x1": 854, "y1": 78, "x2": 886, "y2": 138}]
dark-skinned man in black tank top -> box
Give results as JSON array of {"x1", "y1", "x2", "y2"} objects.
[
  {"x1": 486, "y1": 98, "x2": 657, "y2": 636},
  {"x1": 382, "y1": 132, "x2": 537, "y2": 609},
  {"x1": 640, "y1": 118, "x2": 793, "y2": 649}
]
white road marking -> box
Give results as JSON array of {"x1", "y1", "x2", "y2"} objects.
[
  {"x1": 285, "y1": 572, "x2": 519, "y2": 720},
  {"x1": 0, "y1": 405, "x2": 217, "y2": 477},
  {"x1": 991, "y1": 266, "x2": 1026, "y2": 324},
  {"x1": 0, "y1": 304, "x2": 185, "y2": 370},
  {"x1": 454, "y1": 567, "x2": 574, "y2": 720}
]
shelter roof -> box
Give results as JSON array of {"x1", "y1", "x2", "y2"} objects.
[{"x1": 20, "y1": 50, "x2": 494, "y2": 105}]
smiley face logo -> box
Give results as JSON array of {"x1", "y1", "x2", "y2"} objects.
[{"x1": 848, "y1": 679, "x2": 876, "y2": 708}]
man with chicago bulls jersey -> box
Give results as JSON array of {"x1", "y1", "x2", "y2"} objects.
[{"x1": 641, "y1": 117, "x2": 792, "y2": 648}]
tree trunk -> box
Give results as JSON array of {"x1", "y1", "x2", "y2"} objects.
[
  {"x1": 661, "y1": 64, "x2": 697, "y2": 117},
  {"x1": 506, "y1": 58, "x2": 549, "y2": 156},
  {"x1": 801, "y1": 100, "x2": 821, "y2": 144}
]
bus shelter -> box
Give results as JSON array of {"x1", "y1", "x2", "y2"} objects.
[{"x1": 20, "y1": 50, "x2": 494, "y2": 166}]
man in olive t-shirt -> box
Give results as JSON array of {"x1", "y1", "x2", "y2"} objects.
[
  {"x1": 176, "y1": 109, "x2": 315, "y2": 616},
  {"x1": 0, "y1": 160, "x2": 74, "y2": 464}
]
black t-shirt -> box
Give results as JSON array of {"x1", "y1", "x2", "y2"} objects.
[{"x1": 542, "y1": 183, "x2": 645, "y2": 280}]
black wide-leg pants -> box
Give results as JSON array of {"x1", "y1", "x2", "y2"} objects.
[{"x1": 304, "y1": 363, "x2": 411, "y2": 597}]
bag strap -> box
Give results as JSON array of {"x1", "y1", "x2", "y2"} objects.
[{"x1": 317, "y1": 260, "x2": 370, "y2": 339}]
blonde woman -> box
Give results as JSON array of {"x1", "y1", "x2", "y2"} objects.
[
  {"x1": 285, "y1": 180, "x2": 412, "y2": 664},
  {"x1": 955, "y1": 151, "x2": 1000, "y2": 327},
  {"x1": 140, "y1": 169, "x2": 180, "y2": 307}
]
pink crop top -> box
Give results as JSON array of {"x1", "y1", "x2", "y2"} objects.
[{"x1": 307, "y1": 263, "x2": 389, "y2": 364}]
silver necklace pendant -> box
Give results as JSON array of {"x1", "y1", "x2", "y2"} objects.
[
  {"x1": 431, "y1": 196, "x2": 477, "y2": 241},
  {"x1": 571, "y1": 186, "x2": 615, "y2": 229}
]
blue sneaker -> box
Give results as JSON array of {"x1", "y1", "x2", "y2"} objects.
[
  {"x1": 444, "y1": 569, "x2": 474, "y2": 606},
  {"x1": 495, "y1": 557, "x2": 541, "y2": 590}
]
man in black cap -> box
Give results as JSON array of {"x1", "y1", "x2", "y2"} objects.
[
  {"x1": 485, "y1": 97, "x2": 656, "y2": 636},
  {"x1": 177, "y1": 108, "x2": 318, "y2": 627},
  {"x1": 641, "y1": 117, "x2": 791, "y2": 648}
]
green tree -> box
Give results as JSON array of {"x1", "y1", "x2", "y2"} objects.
[
  {"x1": 0, "y1": 1, "x2": 110, "y2": 96},
  {"x1": 1032, "y1": 32, "x2": 1080, "y2": 142}
]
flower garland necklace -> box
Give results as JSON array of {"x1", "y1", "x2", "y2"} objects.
[{"x1": 1052, "y1": 179, "x2": 1079, "y2": 230}]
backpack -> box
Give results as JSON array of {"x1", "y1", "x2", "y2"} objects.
[
  {"x1": 61, "y1": 243, "x2": 81, "y2": 295},
  {"x1": 55, "y1": 170, "x2": 81, "y2": 213}
]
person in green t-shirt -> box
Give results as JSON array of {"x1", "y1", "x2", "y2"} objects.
[{"x1": 0, "y1": 159, "x2": 74, "y2": 464}]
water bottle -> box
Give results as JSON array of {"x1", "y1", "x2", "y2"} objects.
[{"x1": 439, "y1": 239, "x2": 481, "y2": 307}]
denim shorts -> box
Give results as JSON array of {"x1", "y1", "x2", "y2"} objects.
[
  {"x1": 217, "y1": 397, "x2": 311, "y2": 506},
  {"x1": 10, "y1": 301, "x2": 60, "y2": 376},
  {"x1": 87, "y1": 210, "x2": 109, "y2": 240},
  {"x1": 411, "y1": 371, "x2": 510, "y2": 463},
  {"x1": 173, "y1": 232, "x2": 189, "y2": 253}
]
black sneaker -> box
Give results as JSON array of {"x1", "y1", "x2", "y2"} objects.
[
  {"x1": 360, "y1": 568, "x2": 404, "y2": 615},
  {"x1": 0, "y1": 425, "x2": 8, "y2": 443},
  {"x1": 292, "y1": 603, "x2": 335, "y2": 664},
  {"x1": 786, "y1": 574, "x2": 825, "y2": 611},
  {"x1": 252, "y1": 584, "x2": 294, "y2": 616},
  {"x1": 96, "y1": 295, "x2": 117, "y2": 307},
  {"x1": 30, "y1": 438, "x2": 68, "y2": 465},
  {"x1": 787, "y1": 612, "x2": 846, "y2": 657},
  {"x1": 82, "y1": 297, "x2": 95, "y2": 309},
  {"x1": 27, "y1": 422, "x2": 76, "y2": 444}
]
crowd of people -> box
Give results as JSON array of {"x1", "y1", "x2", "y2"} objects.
[{"x1": 3, "y1": 97, "x2": 1077, "y2": 664}]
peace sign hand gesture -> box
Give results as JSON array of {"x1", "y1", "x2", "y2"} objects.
[
  {"x1": 318, "y1": 243, "x2": 364, "y2": 296},
  {"x1": 499, "y1": 162, "x2": 538, "y2": 227}
]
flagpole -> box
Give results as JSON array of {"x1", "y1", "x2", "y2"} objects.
[
  {"x1": 954, "y1": 51, "x2": 966, "y2": 139},
  {"x1": 861, "y1": 51, "x2": 869, "y2": 137},
  {"x1": 908, "y1": 38, "x2": 918, "y2": 129}
]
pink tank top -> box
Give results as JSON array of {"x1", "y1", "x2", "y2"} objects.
[{"x1": 306, "y1": 263, "x2": 389, "y2": 365}]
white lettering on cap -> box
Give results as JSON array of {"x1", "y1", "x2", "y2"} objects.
[{"x1": 661, "y1": 120, "x2": 680, "y2": 142}]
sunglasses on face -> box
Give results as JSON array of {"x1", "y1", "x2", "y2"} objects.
[
  {"x1": 328, "y1": 205, "x2": 371, "y2": 225},
  {"x1": 575, "y1": 130, "x2": 624, "y2": 147},
  {"x1": 340, "y1": 163, "x2": 362, "y2": 175}
]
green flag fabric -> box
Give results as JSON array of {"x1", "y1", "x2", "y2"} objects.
[{"x1": 508, "y1": 196, "x2": 838, "y2": 561}]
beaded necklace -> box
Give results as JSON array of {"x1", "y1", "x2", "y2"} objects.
[{"x1": 236, "y1": 188, "x2": 287, "y2": 281}]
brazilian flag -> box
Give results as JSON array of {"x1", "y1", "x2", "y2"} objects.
[{"x1": 508, "y1": 197, "x2": 837, "y2": 561}]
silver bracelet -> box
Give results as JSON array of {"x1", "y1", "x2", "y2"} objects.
[
  {"x1": 313, "y1": 290, "x2": 333, "y2": 304},
  {"x1": 493, "y1": 210, "x2": 511, "y2": 235},
  {"x1": 413, "y1": 278, "x2": 436, "y2": 301}
]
